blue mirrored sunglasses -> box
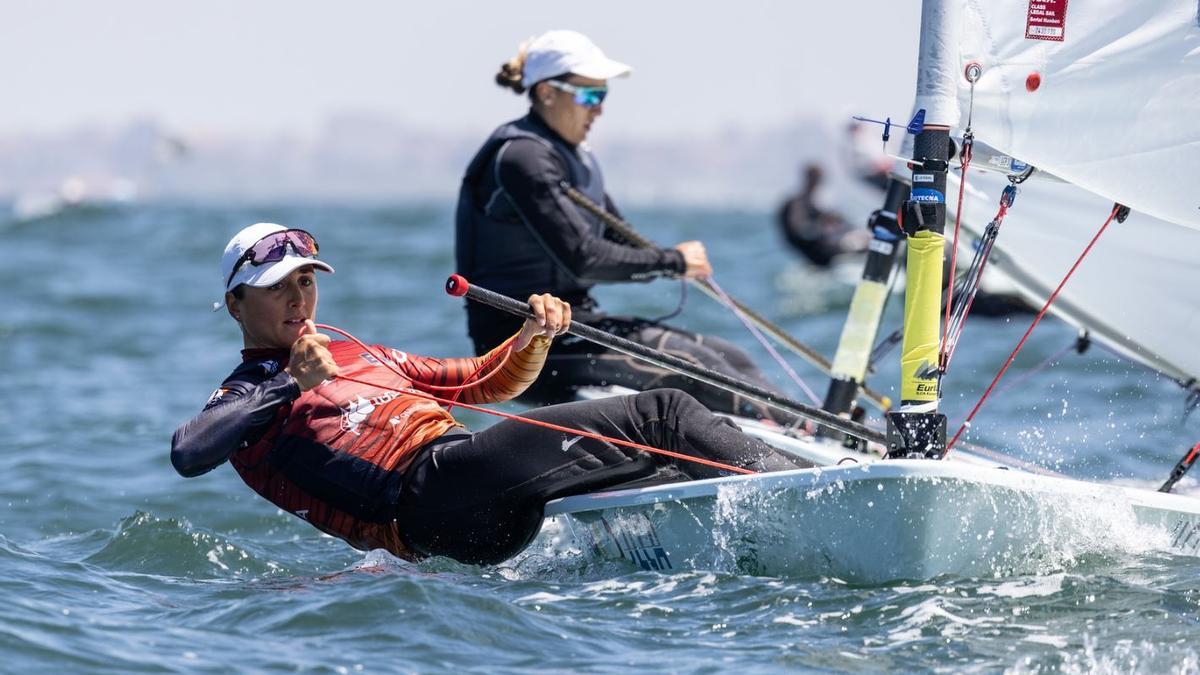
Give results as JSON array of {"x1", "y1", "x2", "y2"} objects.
[{"x1": 546, "y1": 80, "x2": 608, "y2": 108}]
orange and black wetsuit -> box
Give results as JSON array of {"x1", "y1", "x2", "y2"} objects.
[{"x1": 171, "y1": 336, "x2": 806, "y2": 565}]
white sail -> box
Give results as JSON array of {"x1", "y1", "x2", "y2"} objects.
[
  {"x1": 949, "y1": 170, "x2": 1200, "y2": 387},
  {"x1": 906, "y1": 0, "x2": 1200, "y2": 387},
  {"x1": 953, "y1": 0, "x2": 1200, "y2": 229}
]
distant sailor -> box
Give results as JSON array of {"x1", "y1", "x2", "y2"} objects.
[
  {"x1": 171, "y1": 223, "x2": 806, "y2": 565},
  {"x1": 455, "y1": 30, "x2": 793, "y2": 423},
  {"x1": 776, "y1": 163, "x2": 869, "y2": 268}
]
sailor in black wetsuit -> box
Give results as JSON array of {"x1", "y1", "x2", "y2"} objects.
[
  {"x1": 456, "y1": 30, "x2": 794, "y2": 423},
  {"x1": 777, "y1": 163, "x2": 869, "y2": 268}
]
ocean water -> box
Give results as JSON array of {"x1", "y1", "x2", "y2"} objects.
[{"x1": 2, "y1": 202, "x2": 1199, "y2": 673}]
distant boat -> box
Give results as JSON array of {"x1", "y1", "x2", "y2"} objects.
[{"x1": 10, "y1": 176, "x2": 137, "y2": 223}]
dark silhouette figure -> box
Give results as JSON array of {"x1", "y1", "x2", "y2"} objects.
[{"x1": 777, "y1": 164, "x2": 866, "y2": 268}]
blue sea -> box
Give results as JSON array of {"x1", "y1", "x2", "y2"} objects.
[{"x1": 2, "y1": 202, "x2": 1198, "y2": 673}]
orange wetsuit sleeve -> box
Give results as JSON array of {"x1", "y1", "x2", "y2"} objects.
[{"x1": 397, "y1": 333, "x2": 551, "y2": 404}]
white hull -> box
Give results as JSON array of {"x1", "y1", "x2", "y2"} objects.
[{"x1": 534, "y1": 425, "x2": 1200, "y2": 583}]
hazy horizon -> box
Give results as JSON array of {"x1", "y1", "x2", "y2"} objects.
[
  {"x1": 3, "y1": 2, "x2": 921, "y2": 140},
  {"x1": 3, "y1": 3, "x2": 919, "y2": 208}
]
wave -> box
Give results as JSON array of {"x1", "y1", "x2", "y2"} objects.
[{"x1": 81, "y1": 511, "x2": 288, "y2": 580}]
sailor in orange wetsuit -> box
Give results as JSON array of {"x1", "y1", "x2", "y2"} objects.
[{"x1": 171, "y1": 223, "x2": 807, "y2": 565}]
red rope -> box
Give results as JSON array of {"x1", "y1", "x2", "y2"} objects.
[
  {"x1": 1186, "y1": 442, "x2": 1200, "y2": 466},
  {"x1": 313, "y1": 324, "x2": 757, "y2": 475},
  {"x1": 316, "y1": 322, "x2": 514, "y2": 412},
  {"x1": 334, "y1": 373, "x2": 756, "y2": 475},
  {"x1": 946, "y1": 204, "x2": 1121, "y2": 453}
]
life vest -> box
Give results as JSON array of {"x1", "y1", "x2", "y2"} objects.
[{"x1": 454, "y1": 113, "x2": 609, "y2": 303}]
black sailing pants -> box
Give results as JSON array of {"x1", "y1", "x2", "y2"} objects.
[{"x1": 395, "y1": 389, "x2": 809, "y2": 565}]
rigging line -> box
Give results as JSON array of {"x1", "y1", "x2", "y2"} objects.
[
  {"x1": 987, "y1": 335, "x2": 1079, "y2": 401},
  {"x1": 879, "y1": 258, "x2": 975, "y2": 381},
  {"x1": 941, "y1": 186, "x2": 1015, "y2": 370},
  {"x1": 940, "y1": 70, "x2": 979, "y2": 369},
  {"x1": 648, "y1": 278, "x2": 688, "y2": 323},
  {"x1": 704, "y1": 276, "x2": 822, "y2": 406},
  {"x1": 867, "y1": 328, "x2": 903, "y2": 376},
  {"x1": 555, "y1": 181, "x2": 893, "y2": 406},
  {"x1": 1185, "y1": 389, "x2": 1200, "y2": 425},
  {"x1": 941, "y1": 70, "x2": 978, "y2": 371},
  {"x1": 947, "y1": 336, "x2": 1079, "y2": 433},
  {"x1": 316, "y1": 322, "x2": 517, "y2": 403},
  {"x1": 449, "y1": 274, "x2": 888, "y2": 444},
  {"x1": 559, "y1": 182, "x2": 893, "y2": 412},
  {"x1": 330, "y1": 372, "x2": 757, "y2": 476},
  {"x1": 314, "y1": 321, "x2": 757, "y2": 475},
  {"x1": 941, "y1": 133, "x2": 973, "y2": 371},
  {"x1": 946, "y1": 204, "x2": 1123, "y2": 453}
]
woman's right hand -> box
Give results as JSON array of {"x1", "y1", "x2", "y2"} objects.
[
  {"x1": 286, "y1": 320, "x2": 339, "y2": 391},
  {"x1": 673, "y1": 240, "x2": 712, "y2": 279}
]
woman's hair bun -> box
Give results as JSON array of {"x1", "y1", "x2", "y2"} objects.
[{"x1": 495, "y1": 38, "x2": 532, "y2": 94}]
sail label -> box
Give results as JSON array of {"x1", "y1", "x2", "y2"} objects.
[
  {"x1": 1025, "y1": 0, "x2": 1068, "y2": 42},
  {"x1": 987, "y1": 154, "x2": 1014, "y2": 170},
  {"x1": 911, "y1": 188, "x2": 945, "y2": 204}
]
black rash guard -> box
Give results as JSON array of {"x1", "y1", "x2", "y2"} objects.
[
  {"x1": 490, "y1": 136, "x2": 685, "y2": 284},
  {"x1": 171, "y1": 361, "x2": 298, "y2": 477}
]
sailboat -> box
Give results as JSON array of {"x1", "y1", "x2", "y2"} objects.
[{"x1": 510, "y1": 0, "x2": 1200, "y2": 582}]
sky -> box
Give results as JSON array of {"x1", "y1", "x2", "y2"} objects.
[{"x1": 2, "y1": 1, "x2": 923, "y2": 140}]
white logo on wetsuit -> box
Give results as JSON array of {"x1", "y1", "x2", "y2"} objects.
[
  {"x1": 561, "y1": 435, "x2": 584, "y2": 452},
  {"x1": 340, "y1": 391, "x2": 404, "y2": 435},
  {"x1": 340, "y1": 396, "x2": 376, "y2": 436}
]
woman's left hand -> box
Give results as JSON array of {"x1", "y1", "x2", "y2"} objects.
[{"x1": 515, "y1": 293, "x2": 571, "y2": 351}]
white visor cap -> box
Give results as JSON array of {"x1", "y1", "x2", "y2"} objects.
[
  {"x1": 521, "y1": 30, "x2": 632, "y2": 88},
  {"x1": 221, "y1": 222, "x2": 334, "y2": 293}
]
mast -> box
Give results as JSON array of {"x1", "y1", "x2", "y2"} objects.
[
  {"x1": 886, "y1": 0, "x2": 960, "y2": 458},
  {"x1": 819, "y1": 178, "x2": 907, "y2": 442}
]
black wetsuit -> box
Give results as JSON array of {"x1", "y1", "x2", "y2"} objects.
[
  {"x1": 777, "y1": 193, "x2": 843, "y2": 268},
  {"x1": 455, "y1": 112, "x2": 794, "y2": 423},
  {"x1": 399, "y1": 389, "x2": 808, "y2": 564}
]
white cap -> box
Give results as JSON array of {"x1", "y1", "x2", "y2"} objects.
[
  {"x1": 521, "y1": 30, "x2": 632, "y2": 88},
  {"x1": 221, "y1": 222, "x2": 334, "y2": 292}
]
